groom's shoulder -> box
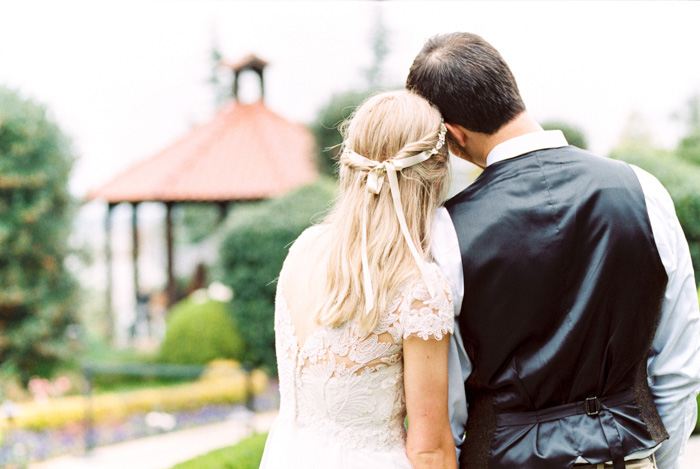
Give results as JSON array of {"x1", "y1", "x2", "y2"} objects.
[
  {"x1": 534, "y1": 146, "x2": 643, "y2": 199},
  {"x1": 554, "y1": 146, "x2": 638, "y2": 183},
  {"x1": 444, "y1": 146, "x2": 636, "y2": 209},
  {"x1": 547, "y1": 144, "x2": 627, "y2": 169},
  {"x1": 562, "y1": 144, "x2": 635, "y2": 167}
]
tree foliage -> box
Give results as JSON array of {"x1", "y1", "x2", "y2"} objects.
[
  {"x1": 208, "y1": 30, "x2": 230, "y2": 111},
  {"x1": 542, "y1": 120, "x2": 588, "y2": 150},
  {"x1": 0, "y1": 87, "x2": 78, "y2": 384},
  {"x1": 217, "y1": 179, "x2": 336, "y2": 372}
]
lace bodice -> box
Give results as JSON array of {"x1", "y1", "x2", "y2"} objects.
[{"x1": 274, "y1": 259, "x2": 454, "y2": 453}]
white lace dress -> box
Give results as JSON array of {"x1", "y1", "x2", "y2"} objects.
[{"x1": 260, "y1": 262, "x2": 454, "y2": 468}]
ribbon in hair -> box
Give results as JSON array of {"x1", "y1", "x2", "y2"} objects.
[{"x1": 341, "y1": 148, "x2": 438, "y2": 315}]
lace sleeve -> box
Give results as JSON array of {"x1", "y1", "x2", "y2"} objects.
[{"x1": 401, "y1": 264, "x2": 455, "y2": 341}]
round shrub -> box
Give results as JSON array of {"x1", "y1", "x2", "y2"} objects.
[{"x1": 159, "y1": 297, "x2": 244, "y2": 365}]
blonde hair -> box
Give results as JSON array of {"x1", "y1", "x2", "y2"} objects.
[{"x1": 314, "y1": 90, "x2": 450, "y2": 333}]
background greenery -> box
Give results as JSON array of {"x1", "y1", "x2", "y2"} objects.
[
  {"x1": 542, "y1": 120, "x2": 589, "y2": 149},
  {"x1": 217, "y1": 179, "x2": 337, "y2": 372},
  {"x1": 610, "y1": 147, "x2": 700, "y2": 285},
  {"x1": 310, "y1": 89, "x2": 372, "y2": 178},
  {"x1": 0, "y1": 86, "x2": 79, "y2": 385}
]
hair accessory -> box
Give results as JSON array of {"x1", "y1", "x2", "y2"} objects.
[
  {"x1": 340, "y1": 121, "x2": 446, "y2": 314},
  {"x1": 431, "y1": 122, "x2": 447, "y2": 155}
]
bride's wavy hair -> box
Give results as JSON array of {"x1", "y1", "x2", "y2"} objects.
[{"x1": 315, "y1": 90, "x2": 450, "y2": 333}]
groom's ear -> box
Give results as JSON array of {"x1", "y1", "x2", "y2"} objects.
[{"x1": 444, "y1": 123, "x2": 468, "y2": 147}]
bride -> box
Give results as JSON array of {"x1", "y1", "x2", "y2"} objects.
[{"x1": 260, "y1": 90, "x2": 457, "y2": 468}]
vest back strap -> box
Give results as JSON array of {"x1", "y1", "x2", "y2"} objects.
[{"x1": 495, "y1": 389, "x2": 634, "y2": 469}]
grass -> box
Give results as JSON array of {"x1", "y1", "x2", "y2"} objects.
[{"x1": 172, "y1": 433, "x2": 268, "y2": 469}]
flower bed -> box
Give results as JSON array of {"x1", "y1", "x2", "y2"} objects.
[
  {"x1": 1, "y1": 403, "x2": 258, "y2": 465},
  {"x1": 0, "y1": 364, "x2": 272, "y2": 466},
  {"x1": 1, "y1": 370, "x2": 267, "y2": 432}
]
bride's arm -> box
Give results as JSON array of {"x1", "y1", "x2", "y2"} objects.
[{"x1": 404, "y1": 333, "x2": 457, "y2": 469}]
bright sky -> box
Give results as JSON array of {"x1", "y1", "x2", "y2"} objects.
[{"x1": 2, "y1": 0, "x2": 699, "y2": 196}]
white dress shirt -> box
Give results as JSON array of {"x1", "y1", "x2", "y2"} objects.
[{"x1": 432, "y1": 131, "x2": 700, "y2": 468}]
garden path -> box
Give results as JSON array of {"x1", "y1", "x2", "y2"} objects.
[{"x1": 29, "y1": 410, "x2": 277, "y2": 469}]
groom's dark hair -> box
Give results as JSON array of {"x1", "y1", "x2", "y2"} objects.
[{"x1": 406, "y1": 32, "x2": 525, "y2": 135}]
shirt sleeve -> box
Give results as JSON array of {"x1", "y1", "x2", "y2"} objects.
[
  {"x1": 631, "y1": 165, "x2": 700, "y2": 469},
  {"x1": 433, "y1": 207, "x2": 472, "y2": 454}
]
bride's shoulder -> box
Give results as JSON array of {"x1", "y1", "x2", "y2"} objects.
[
  {"x1": 288, "y1": 224, "x2": 330, "y2": 255},
  {"x1": 396, "y1": 263, "x2": 454, "y2": 340},
  {"x1": 400, "y1": 262, "x2": 451, "y2": 294},
  {"x1": 392, "y1": 263, "x2": 453, "y2": 313},
  {"x1": 280, "y1": 224, "x2": 331, "y2": 279}
]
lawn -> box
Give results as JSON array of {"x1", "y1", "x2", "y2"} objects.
[{"x1": 172, "y1": 433, "x2": 268, "y2": 469}]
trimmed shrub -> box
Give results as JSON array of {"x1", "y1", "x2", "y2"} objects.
[
  {"x1": 218, "y1": 179, "x2": 337, "y2": 372},
  {"x1": 611, "y1": 146, "x2": 700, "y2": 286},
  {"x1": 172, "y1": 432, "x2": 268, "y2": 469},
  {"x1": 160, "y1": 297, "x2": 244, "y2": 365}
]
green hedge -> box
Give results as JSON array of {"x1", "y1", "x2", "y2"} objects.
[
  {"x1": 172, "y1": 432, "x2": 268, "y2": 469},
  {"x1": 611, "y1": 146, "x2": 700, "y2": 286},
  {"x1": 159, "y1": 297, "x2": 244, "y2": 365},
  {"x1": 218, "y1": 179, "x2": 337, "y2": 372}
]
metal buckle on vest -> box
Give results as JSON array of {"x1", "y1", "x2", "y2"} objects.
[{"x1": 584, "y1": 397, "x2": 601, "y2": 416}]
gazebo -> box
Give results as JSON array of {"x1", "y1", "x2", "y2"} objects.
[{"x1": 88, "y1": 54, "x2": 317, "y2": 336}]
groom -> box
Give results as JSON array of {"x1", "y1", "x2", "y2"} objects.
[{"x1": 407, "y1": 33, "x2": 700, "y2": 469}]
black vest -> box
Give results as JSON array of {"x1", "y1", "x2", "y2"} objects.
[{"x1": 446, "y1": 147, "x2": 668, "y2": 469}]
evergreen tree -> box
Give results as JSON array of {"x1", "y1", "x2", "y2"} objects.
[
  {"x1": 363, "y1": 8, "x2": 389, "y2": 90},
  {"x1": 207, "y1": 29, "x2": 230, "y2": 110},
  {"x1": 0, "y1": 87, "x2": 78, "y2": 384}
]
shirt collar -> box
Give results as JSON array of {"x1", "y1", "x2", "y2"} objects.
[{"x1": 485, "y1": 130, "x2": 568, "y2": 167}]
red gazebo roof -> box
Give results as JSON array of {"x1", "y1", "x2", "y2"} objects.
[{"x1": 88, "y1": 99, "x2": 317, "y2": 203}]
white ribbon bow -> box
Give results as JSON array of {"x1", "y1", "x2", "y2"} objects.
[{"x1": 342, "y1": 149, "x2": 437, "y2": 314}]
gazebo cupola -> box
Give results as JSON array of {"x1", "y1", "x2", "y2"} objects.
[{"x1": 223, "y1": 54, "x2": 269, "y2": 102}]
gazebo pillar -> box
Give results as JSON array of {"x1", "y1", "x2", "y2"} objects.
[
  {"x1": 105, "y1": 202, "x2": 116, "y2": 341},
  {"x1": 131, "y1": 202, "x2": 140, "y2": 304},
  {"x1": 218, "y1": 201, "x2": 230, "y2": 222},
  {"x1": 165, "y1": 202, "x2": 177, "y2": 306}
]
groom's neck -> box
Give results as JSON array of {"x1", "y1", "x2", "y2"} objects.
[{"x1": 474, "y1": 112, "x2": 543, "y2": 166}]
